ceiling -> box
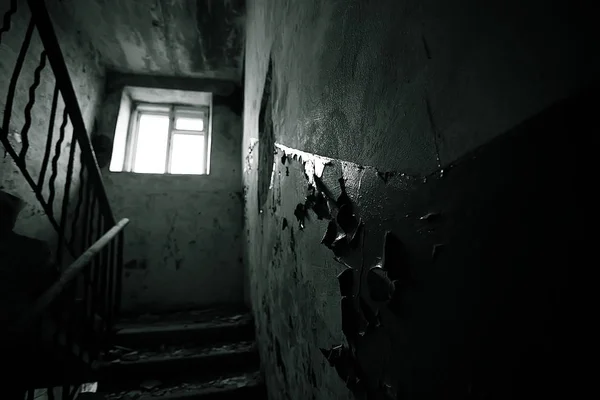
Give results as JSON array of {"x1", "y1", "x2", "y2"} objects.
[{"x1": 56, "y1": 0, "x2": 245, "y2": 81}]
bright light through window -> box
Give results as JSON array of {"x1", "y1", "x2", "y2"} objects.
[
  {"x1": 132, "y1": 114, "x2": 169, "y2": 173},
  {"x1": 175, "y1": 117, "x2": 204, "y2": 131},
  {"x1": 171, "y1": 134, "x2": 205, "y2": 174},
  {"x1": 110, "y1": 103, "x2": 211, "y2": 175}
]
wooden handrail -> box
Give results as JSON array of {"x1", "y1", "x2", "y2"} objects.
[
  {"x1": 26, "y1": 0, "x2": 116, "y2": 226},
  {"x1": 13, "y1": 218, "x2": 130, "y2": 332}
]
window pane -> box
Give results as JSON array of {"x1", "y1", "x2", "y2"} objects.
[
  {"x1": 170, "y1": 134, "x2": 205, "y2": 175},
  {"x1": 175, "y1": 116, "x2": 204, "y2": 131},
  {"x1": 132, "y1": 113, "x2": 169, "y2": 173}
]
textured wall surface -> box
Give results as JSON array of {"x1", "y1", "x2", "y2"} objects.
[
  {"x1": 243, "y1": 0, "x2": 595, "y2": 174},
  {"x1": 243, "y1": 0, "x2": 595, "y2": 399},
  {"x1": 98, "y1": 78, "x2": 244, "y2": 313},
  {"x1": 58, "y1": 0, "x2": 246, "y2": 81},
  {"x1": 0, "y1": 0, "x2": 104, "y2": 250}
]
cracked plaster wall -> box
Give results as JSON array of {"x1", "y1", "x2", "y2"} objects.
[
  {"x1": 1, "y1": 0, "x2": 104, "y2": 252},
  {"x1": 242, "y1": 0, "x2": 595, "y2": 399},
  {"x1": 97, "y1": 77, "x2": 244, "y2": 314},
  {"x1": 58, "y1": 0, "x2": 246, "y2": 81}
]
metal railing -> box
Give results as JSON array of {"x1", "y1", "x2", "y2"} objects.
[{"x1": 1, "y1": 0, "x2": 127, "y2": 397}]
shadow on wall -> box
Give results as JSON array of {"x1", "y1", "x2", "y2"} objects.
[
  {"x1": 248, "y1": 86, "x2": 593, "y2": 399},
  {"x1": 0, "y1": 190, "x2": 58, "y2": 327},
  {"x1": 257, "y1": 55, "x2": 274, "y2": 213}
]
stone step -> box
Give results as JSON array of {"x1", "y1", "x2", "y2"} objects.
[
  {"x1": 99, "y1": 371, "x2": 266, "y2": 400},
  {"x1": 113, "y1": 309, "x2": 254, "y2": 349},
  {"x1": 95, "y1": 341, "x2": 259, "y2": 386}
]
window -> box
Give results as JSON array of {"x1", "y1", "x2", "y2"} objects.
[{"x1": 112, "y1": 104, "x2": 211, "y2": 175}]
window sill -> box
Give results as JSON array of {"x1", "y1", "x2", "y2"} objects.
[{"x1": 107, "y1": 170, "x2": 210, "y2": 177}]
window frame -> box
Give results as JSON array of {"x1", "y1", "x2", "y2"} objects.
[{"x1": 124, "y1": 103, "x2": 211, "y2": 175}]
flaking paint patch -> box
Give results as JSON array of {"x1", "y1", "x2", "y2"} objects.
[
  {"x1": 276, "y1": 143, "x2": 332, "y2": 185},
  {"x1": 276, "y1": 142, "x2": 450, "y2": 189},
  {"x1": 243, "y1": 1, "x2": 594, "y2": 399},
  {"x1": 247, "y1": 141, "x2": 498, "y2": 399}
]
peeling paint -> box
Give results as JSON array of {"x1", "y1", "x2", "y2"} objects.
[
  {"x1": 275, "y1": 143, "x2": 332, "y2": 186},
  {"x1": 243, "y1": 1, "x2": 593, "y2": 399}
]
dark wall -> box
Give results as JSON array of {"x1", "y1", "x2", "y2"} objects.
[
  {"x1": 97, "y1": 75, "x2": 244, "y2": 314},
  {"x1": 242, "y1": 0, "x2": 595, "y2": 399}
]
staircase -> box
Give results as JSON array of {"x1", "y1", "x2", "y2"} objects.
[
  {"x1": 2, "y1": 2, "x2": 266, "y2": 398},
  {"x1": 91, "y1": 307, "x2": 265, "y2": 399}
]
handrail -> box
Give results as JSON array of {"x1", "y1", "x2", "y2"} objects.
[
  {"x1": 26, "y1": 0, "x2": 116, "y2": 226},
  {"x1": 1, "y1": 2, "x2": 128, "y2": 395},
  {"x1": 13, "y1": 218, "x2": 129, "y2": 332}
]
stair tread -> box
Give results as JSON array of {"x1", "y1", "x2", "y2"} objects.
[
  {"x1": 115, "y1": 315, "x2": 252, "y2": 337},
  {"x1": 101, "y1": 371, "x2": 263, "y2": 399},
  {"x1": 100, "y1": 341, "x2": 257, "y2": 366},
  {"x1": 111, "y1": 309, "x2": 255, "y2": 358},
  {"x1": 116, "y1": 308, "x2": 251, "y2": 330}
]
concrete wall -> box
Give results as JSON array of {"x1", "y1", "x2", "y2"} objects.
[
  {"x1": 58, "y1": 0, "x2": 246, "y2": 81},
  {"x1": 97, "y1": 76, "x2": 244, "y2": 314},
  {"x1": 243, "y1": 0, "x2": 596, "y2": 399},
  {"x1": 0, "y1": 0, "x2": 104, "y2": 249}
]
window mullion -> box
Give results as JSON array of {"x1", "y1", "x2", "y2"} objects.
[
  {"x1": 165, "y1": 106, "x2": 175, "y2": 174},
  {"x1": 171, "y1": 129, "x2": 204, "y2": 135}
]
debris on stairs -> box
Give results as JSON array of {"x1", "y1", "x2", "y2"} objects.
[
  {"x1": 92, "y1": 307, "x2": 265, "y2": 399},
  {"x1": 103, "y1": 371, "x2": 263, "y2": 400},
  {"x1": 111, "y1": 309, "x2": 254, "y2": 348}
]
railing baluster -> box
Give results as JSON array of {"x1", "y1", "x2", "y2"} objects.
[
  {"x1": 91, "y1": 209, "x2": 102, "y2": 341},
  {"x1": 100, "y1": 244, "x2": 109, "y2": 343},
  {"x1": 83, "y1": 256, "x2": 92, "y2": 348},
  {"x1": 3, "y1": 2, "x2": 129, "y2": 394},
  {"x1": 76, "y1": 275, "x2": 87, "y2": 360},
  {"x1": 98, "y1": 215, "x2": 108, "y2": 325},
  {"x1": 80, "y1": 179, "x2": 91, "y2": 250},
  {"x1": 106, "y1": 240, "x2": 116, "y2": 334},
  {"x1": 87, "y1": 194, "x2": 97, "y2": 250},
  {"x1": 20, "y1": 50, "x2": 47, "y2": 163},
  {"x1": 38, "y1": 83, "x2": 59, "y2": 189},
  {"x1": 63, "y1": 284, "x2": 76, "y2": 367},
  {"x1": 0, "y1": 0, "x2": 18, "y2": 45},
  {"x1": 85, "y1": 194, "x2": 98, "y2": 355},
  {"x1": 47, "y1": 108, "x2": 68, "y2": 214},
  {"x1": 71, "y1": 154, "x2": 87, "y2": 252},
  {"x1": 79, "y1": 173, "x2": 93, "y2": 257},
  {"x1": 2, "y1": 17, "x2": 35, "y2": 136},
  {"x1": 115, "y1": 231, "x2": 124, "y2": 317},
  {"x1": 57, "y1": 126, "x2": 77, "y2": 264}
]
